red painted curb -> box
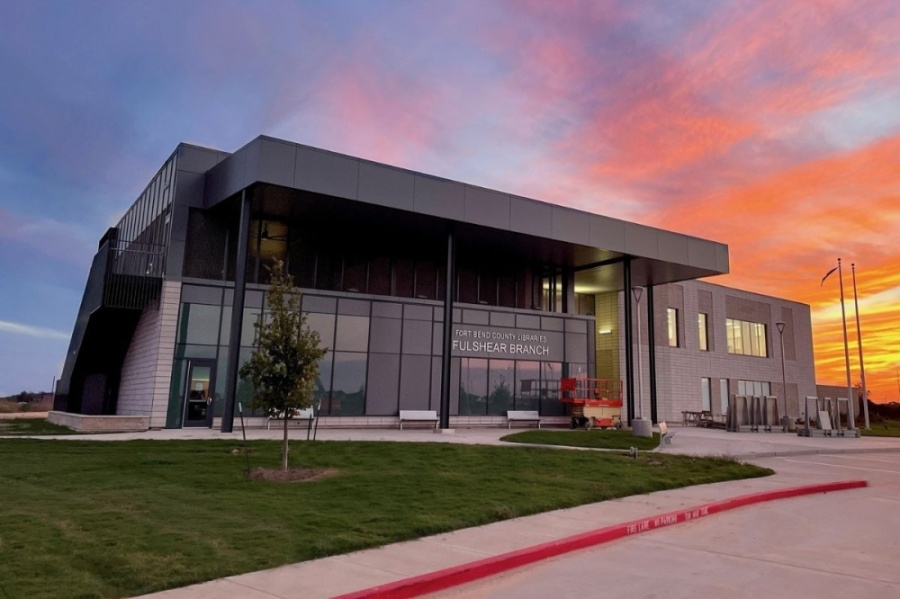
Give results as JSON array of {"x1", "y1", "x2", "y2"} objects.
[{"x1": 332, "y1": 479, "x2": 867, "y2": 599}]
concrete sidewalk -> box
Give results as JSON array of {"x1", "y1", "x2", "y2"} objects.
[
  {"x1": 13, "y1": 421, "x2": 900, "y2": 460},
  {"x1": 115, "y1": 426, "x2": 900, "y2": 599}
]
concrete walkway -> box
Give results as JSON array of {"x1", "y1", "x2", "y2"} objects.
[
  {"x1": 10, "y1": 421, "x2": 900, "y2": 458},
  {"x1": 61, "y1": 425, "x2": 892, "y2": 599}
]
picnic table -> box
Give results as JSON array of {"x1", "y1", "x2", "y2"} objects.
[{"x1": 682, "y1": 410, "x2": 713, "y2": 427}]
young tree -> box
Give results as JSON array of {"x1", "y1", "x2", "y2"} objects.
[{"x1": 240, "y1": 260, "x2": 328, "y2": 471}]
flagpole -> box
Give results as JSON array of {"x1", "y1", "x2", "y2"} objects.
[
  {"x1": 851, "y1": 263, "x2": 870, "y2": 429},
  {"x1": 837, "y1": 259, "x2": 855, "y2": 431}
]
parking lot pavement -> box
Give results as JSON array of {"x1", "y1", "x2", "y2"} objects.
[{"x1": 428, "y1": 451, "x2": 900, "y2": 599}]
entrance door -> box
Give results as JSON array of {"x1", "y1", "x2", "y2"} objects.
[{"x1": 183, "y1": 360, "x2": 216, "y2": 428}]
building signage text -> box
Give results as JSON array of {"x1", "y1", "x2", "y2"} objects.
[{"x1": 450, "y1": 324, "x2": 566, "y2": 361}]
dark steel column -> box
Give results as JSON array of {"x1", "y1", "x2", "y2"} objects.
[
  {"x1": 647, "y1": 284, "x2": 658, "y2": 424},
  {"x1": 222, "y1": 189, "x2": 251, "y2": 433},
  {"x1": 439, "y1": 228, "x2": 457, "y2": 429},
  {"x1": 623, "y1": 258, "x2": 634, "y2": 426}
]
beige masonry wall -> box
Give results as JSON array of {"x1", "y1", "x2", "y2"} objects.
[
  {"x1": 117, "y1": 281, "x2": 181, "y2": 427},
  {"x1": 620, "y1": 280, "x2": 817, "y2": 423}
]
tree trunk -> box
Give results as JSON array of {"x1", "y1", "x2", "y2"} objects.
[{"x1": 282, "y1": 416, "x2": 290, "y2": 471}]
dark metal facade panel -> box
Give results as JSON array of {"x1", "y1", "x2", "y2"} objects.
[
  {"x1": 369, "y1": 317, "x2": 402, "y2": 353},
  {"x1": 337, "y1": 298, "x2": 371, "y2": 316},
  {"x1": 489, "y1": 312, "x2": 515, "y2": 327},
  {"x1": 432, "y1": 322, "x2": 443, "y2": 355},
  {"x1": 509, "y1": 195, "x2": 552, "y2": 238},
  {"x1": 624, "y1": 226, "x2": 659, "y2": 260},
  {"x1": 402, "y1": 319, "x2": 433, "y2": 355},
  {"x1": 516, "y1": 314, "x2": 541, "y2": 330},
  {"x1": 688, "y1": 238, "x2": 719, "y2": 271},
  {"x1": 404, "y1": 304, "x2": 432, "y2": 321},
  {"x1": 181, "y1": 285, "x2": 223, "y2": 305},
  {"x1": 399, "y1": 355, "x2": 432, "y2": 410},
  {"x1": 294, "y1": 146, "x2": 360, "y2": 200},
  {"x1": 302, "y1": 295, "x2": 337, "y2": 313},
  {"x1": 365, "y1": 353, "x2": 400, "y2": 415},
  {"x1": 358, "y1": 162, "x2": 416, "y2": 212},
  {"x1": 657, "y1": 232, "x2": 690, "y2": 266},
  {"x1": 177, "y1": 144, "x2": 228, "y2": 174},
  {"x1": 195, "y1": 136, "x2": 728, "y2": 280},
  {"x1": 413, "y1": 175, "x2": 465, "y2": 220},
  {"x1": 715, "y1": 244, "x2": 730, "y2": 274},
  {"x1": 464, "y1": 186, "x2": 511, "y2": 229},
  {"x1": 463, "y1": 309, "x2": 489, "y2": 325},
  {"x1": 590, "y1": 215, "x2": 626, "y2": 252},
  {"x1": 372, "y1": 301, "x2": 403, "y2": 318},
  {"x1": 551, "y1": 206, "x2": 590, "y2": 245},
  {"x1": 251, "y1": 137, "x2": 296, "y2": 188},
  {"x1": 541, "y1": 316, "x2": 564, "y2": 331}
]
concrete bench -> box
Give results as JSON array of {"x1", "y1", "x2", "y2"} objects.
[
  {"x1": 267, "y1": 407, "x2": 315, "y2": 430},
  {"x1": 659, "y1": 421, "x2": 674, "y2": 445},
  {"x1": 507, "y1": 410, "x2": 542, "y2": 429},
  {"x1": 398, "y1": 410, "x2": 439, "y2": 430}
]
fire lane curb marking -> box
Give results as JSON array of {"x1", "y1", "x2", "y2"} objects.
[{"x1": 332, "y1": 479, "x2": 867, "y2": 599}]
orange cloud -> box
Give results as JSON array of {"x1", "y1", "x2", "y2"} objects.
[{"x1": 645, "y1": 134, "x2": 900, "y2": 403}]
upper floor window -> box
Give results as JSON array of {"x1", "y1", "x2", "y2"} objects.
[
  {"x1": 667, "y1": 308, "x2": 679, "y2": 347},
  {"x1": 698, "y1": 313, "x2": 709, "y2": 351},
  {"x1": 726, "y1": 318, "x2": 767, "y2": 357}
]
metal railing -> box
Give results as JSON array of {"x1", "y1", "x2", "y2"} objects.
[{"x1": 103, "y1": 240, "x2": 166, "y2": 309}]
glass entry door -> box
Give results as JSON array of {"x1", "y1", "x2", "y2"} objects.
[{"x1": 183, "y1": 360, "x2": 215, "y2": 428}]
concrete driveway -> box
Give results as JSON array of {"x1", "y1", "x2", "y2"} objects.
[{"x1": 429, "y1": 451, "x2": 900, "y2": 599}]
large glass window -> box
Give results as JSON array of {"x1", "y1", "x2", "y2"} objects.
[
  {"x1": 487, "y1": 360, "x2": 514, "y2": 415},
  {"x1": 698, "y1": 313, "x2": 708, "y2": 351},
  {"x1": 541, "y1": 362, "x2": 564, "y2": 415},
  {"x1": 177, "y1": 304, "x2": 222, "y2": 346},
  {"x1": 459, "y1": 358, "x2": 488, "y2": 415},
  {"x1": 305, "y1": 313, "x2": 336, "y2": 350},
  {"x1": 314, "y1": 353, "x2": 333, "y2": 409},
  {"x1": 329, "y1": 352, "x2": 367, "y2": 415},
  {"x1": 342, "y1": 254, "x2": 367, "y2": 293},
  {"x1": 515, "y1": 361, "x2": 540, "y2": 411},
  {"x1": 415, "y1": 260, "x2": 437, "y2": 300},
  {"x1": 726, "y1": 318, "x2": 767, "y2": 357},
  {"x1": 219, "y1": 306, "x2": 261, "y2": 347},
  {"x1": 667, "y1": 308, "x2": 679, "y2": 347},
  {"x1": 335, "y1": 315, "x2": 369, "y2": 352},
  {"x1": 394, "y1": 259, "x2": 415, "y2": 298},
  {"x1": 368, "y1": 256, "x2": 392, "y2": 296},
  {"x1": 737, "y1": 380, "x2": 771, "y2": 398},
  {"x1": 701, "y1": 377, "x2": 711, "y2": 411}
]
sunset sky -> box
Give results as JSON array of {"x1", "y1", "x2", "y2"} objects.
[{"x1": 1, "y1": 0, "x2": 899, "y2": 401}]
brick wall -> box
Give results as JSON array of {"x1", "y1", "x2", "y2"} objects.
[{"x1": 117, "y1": 281, "x2": 181, "y2": 427}]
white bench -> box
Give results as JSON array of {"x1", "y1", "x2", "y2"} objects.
[
  {"x1": 267, "y1": 407, "x2": 316, "y2": 430},
  {"x1": 507, "y1": 410, "x2": 542, "y2": 429},
  {"x1": 659, "y1": 421, "x2": 674, "y2": 445},
  {"x1": 399, "y1": 410, "x2": 439, "y2": 430}
]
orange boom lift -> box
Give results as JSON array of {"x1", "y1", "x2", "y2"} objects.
[{"x1": 560, "y1": 377, "x2": 623, "y2": 429}]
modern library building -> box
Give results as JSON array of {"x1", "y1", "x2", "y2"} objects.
[{"x1": 53, "y1": 136, "x2": 817, "y2": 431}]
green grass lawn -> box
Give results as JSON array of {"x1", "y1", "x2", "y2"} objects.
[
  {"x1": 502, "y1": 429, "x2": 661, "y2": 450},
  {"x1": 0, "y1": 418, "x2": 78, "y2": 436},
  {"x1": 0, "y1": 439, "x2": 771, "y2": 599},
  {"x1": 861, "y1": 420, "x2": 900, "y2": 437}
]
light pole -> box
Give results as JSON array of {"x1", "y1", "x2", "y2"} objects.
[
  {"x1": 776, "y1": 321, "x2": 788, "y2": 432},
  {"x1": 632, "y1": 287, "x2": 644, "y2": 421},
  {"x1": 821, "y1": 258, "x2": 855, "y2": 432},
  {"x1": 851, "y1": 263, "x2": 870, "y2": 429}
]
